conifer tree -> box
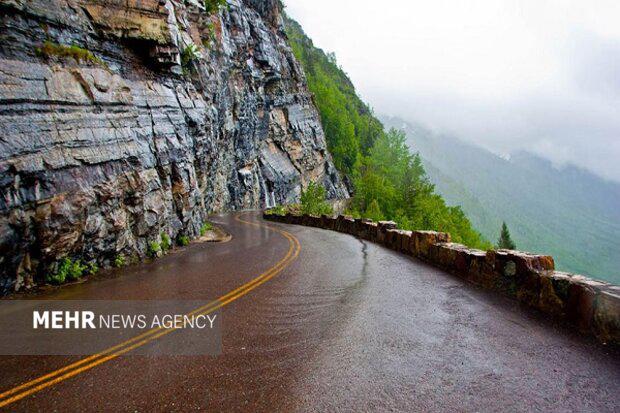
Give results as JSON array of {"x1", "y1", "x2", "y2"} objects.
[
  {"x1": 365, "y1": 199, "x2": 384, "y2": 222},
  {"x1": 497, "y1": 221, "x2": 516, "y2": 249}
]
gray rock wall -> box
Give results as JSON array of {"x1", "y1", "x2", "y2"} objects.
[{"x1": 0, "y1": 0, "x2": 348, "y2": 292}]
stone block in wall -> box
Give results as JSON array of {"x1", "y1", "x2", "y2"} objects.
[
  {"x1": 398, "y1": 231, "x2": 413, "y2": 252},
  {"x1": 410, "y1": 230, "x2": 451, "y2": 259},
  {"x1": 378, "y1": 221, "x2": 397, "y2": 231},
  {"x1": 384, "y1": 229, "x2": 399, "y2": 249},
  {"x1": 461, "y1": 249, "x2": 488, "y2": 284},
  {"x1": 513, "y1": 269, "x2": 543, "y2": 307},
  {"x1": 311, "y1": 215, "x2": 322, "y2": 227},
  {"x1": 538, "y1": 271, "x2": 574, "y2": 316},
  {"x1": 359, "y1": 221, "x2": 378, "y2": 241},
  {"x1": 484, "y1": 249, "x2": 554, "y2": 299},
  {"x1": 328, "y1": 216, "x2": 338, "y2": 230},
  {"x1": 593, "y1": 285, "x2": 620, "y2": 345},
  {"x1": 375, "y1": 220, "x2": 396, "y2": 244},
  {"x1": 386, "y1": 229, "x2": 408, "y2": 251},
  {"x1": 560, "y1": 275, "x2": 606, "y2": 333},
  {"x1": 345, "y1": 217, "x2": 357, "y2": 235},
  {"x1": 335, "y1": 215, "x2": 355, "y2": 234},
  {"x1": 428, "y1": 242, "x2": 468, "y2": 272},
  {"x1": 286, "y1": 213, "x2": 301, "y2": 225},
  {"x1": 300, "y1": 215, "x2": 310, "y2": 226},
  {"x1": 313, "y1": 215, "x2": 323, "y2": 227},
  {"x1": 354, "y1": 218, "x2": 372, "y2": 240},
  {"x1": 334, "y1": 215, "x2": 345, "y2": 231},
  {"x1": 306, "y1": 215, "x2": 321, "y2": 227},
  {"x1": 488, "y1": 249, "x2": 555, "y2": 273},
  {"x1": 321, "y1": 215, "x2": 336, "y2": 230}
]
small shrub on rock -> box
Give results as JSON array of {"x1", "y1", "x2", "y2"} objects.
[
  {"x1": 204, "y1": 0, "x2": 227, "y2": 14},
  {"x1": 266, "y1": 205, "x2": 287, "y2": 216},
  {"x1": 177, "y1": 235, "x2": 190, "y2": 246},
  {"x1": 300, "y1": 181, "x2": 333, "y2": 216},
  {"x1": 46, "y1": 258, "x2": 86, "y2": 284},
  {"x1": 200, "y1": 222, "x2": 213, "y2": 236},
  {"x1": 67, "y1": 259, "x2": 86, "y2": 281},
  {"x1": 202, "y1": 22, "x2": 217, "y2": 48},
  {"x1": 87, "y1": 261, "x2": 99, "y2": 275},
  {"x1": 114, "y1": 254, "x2": 126, "y2": 268},
  {"x1": 148, "y1": 241, "x2": 162, "y2": 258},
  {"x1": 181, "y1": 44, "x2": 202, "y2": 74},
  {"x1": 161, "y1": 233, "x2": 171, "y2": 251}
]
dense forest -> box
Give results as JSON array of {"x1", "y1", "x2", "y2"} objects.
[
  {"x1": 284, "y1": 17, "x2": 490, "y2": 249},
  {"x1": 381, "y1": 116, "x2": 620, "y2": 283}
]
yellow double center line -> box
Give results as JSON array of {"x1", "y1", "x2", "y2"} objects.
[{"x1": 0, "y1": 213, "x2": 300, "y2": 408}]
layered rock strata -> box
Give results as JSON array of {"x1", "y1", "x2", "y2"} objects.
[{"x1": 0, "y1": 0, "x2": 347, "y2": 292}]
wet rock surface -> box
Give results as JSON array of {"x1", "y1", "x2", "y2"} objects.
[{"x1": 0, "y1": 0, "x2": 347, "y2": 292}]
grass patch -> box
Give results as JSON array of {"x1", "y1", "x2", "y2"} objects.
[
  {"x1": 202, "y1": 22, "x2": 217, "y2": 49},
  {"x1": 177, "y1": 235, "x2": 190, "y2": 246},
  {"x1": 113, "y1": 254, "x2": 126, "y2": 268},
  {"x1": 46, "y1": 258, "x2": 86, "y2": 285},
  {"x1": 35, "y1": 41, "x2": 106, "y2": 67},
  {"x1": 148, "y1": 241, "x2": 162, "y2": 258},
  {"x1": 200, "y1": 222, "x2": 214, "y2": 236},
  {"x1": 87, "y1": 261, "x2": 99, "y2": 276},
  {"x1": 161, "y1": 233, "x2": 171, "y2": 252}
]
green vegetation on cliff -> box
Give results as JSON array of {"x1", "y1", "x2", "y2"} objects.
[
  {"x1": 286, "y1": 19, "x2": 382, "y2": 173},
  {"x1": 381, "y1": 116, "x2": 620, "y2": 283},
  {"x1": 284, "y1": 16, "x2": 490, "y2": 249},
  {"x1": 204, "y1": 0, "x2": 227, "y2": 14},
  {"x1": 35, "y1": 41, "x2": 106, "y2": 67},
  {"x1": 264, "y1": 180, "x2": 333, "y2": 217},
  {"x1": 300, "y1": 182, "x2": 334, "y2": 216}
]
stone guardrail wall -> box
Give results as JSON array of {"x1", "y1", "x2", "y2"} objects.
[{"x1": 264, "y1": 212, "x2": 620, "y2": 346}]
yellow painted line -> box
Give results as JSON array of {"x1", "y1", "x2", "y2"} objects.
[
  {"x1": 0, "y1": 213, "x2": 300, "y2": 408},
  {"x1": 0, "y1": 213, "x2": 294, "y2": 402}
]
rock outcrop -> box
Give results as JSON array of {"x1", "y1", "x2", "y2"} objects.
[{"x1": 0, "y1": 0, "x2": 348, "y2": 292}]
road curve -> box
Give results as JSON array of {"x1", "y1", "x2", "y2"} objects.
[{"x1": 0, "y1": 211, "x2": 618, "y2": 412}]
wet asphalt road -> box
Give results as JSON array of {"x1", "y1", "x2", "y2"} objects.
[{"x1": 0, "y1": 212, "x2": 618, "y2": 412}]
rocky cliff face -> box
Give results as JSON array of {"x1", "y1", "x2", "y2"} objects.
[{"x1": 0, "y1": 0, "x2": 348, "y2": 293}]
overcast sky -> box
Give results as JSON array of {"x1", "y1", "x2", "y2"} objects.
[{"x1": 285, "y1": 0, "x2": 620, "y2": 183}]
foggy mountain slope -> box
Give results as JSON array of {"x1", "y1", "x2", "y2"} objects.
[{"x1": 381, "y1": 116, "x2": 620, "y2": 284}]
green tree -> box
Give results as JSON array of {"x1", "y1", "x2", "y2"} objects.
[
  {"x1": 365, "y1": 199, "x2": 384, "y2": 222},
  {"x1": 286, "y1": 18, "x2": 383, "y2": 173},
  {"x1": 300, "y1": 181, "x2": 333, "y2": 216},
  {"x1": 497, "y1": 222, "x2": 516, "y2": 249},
  {"x1": 285, "y1": 14, "x2": 491, "y2": 250}
]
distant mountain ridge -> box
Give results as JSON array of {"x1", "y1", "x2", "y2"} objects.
[{"x1": 381, "y1": 116, "x2": 620, "y2": 284}]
